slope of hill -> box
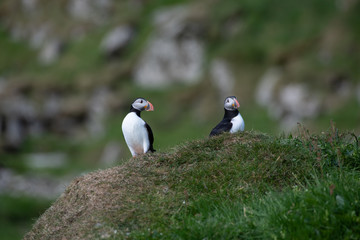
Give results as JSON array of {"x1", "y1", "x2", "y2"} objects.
[{"x1": 24, "y1": 128, "x2": 360, "y2": 239}]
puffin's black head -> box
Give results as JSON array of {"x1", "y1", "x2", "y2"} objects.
[
  {"x1": 131, "y1": 97, "x2": 154, "y2": 112},
  {"x1": 224, "y1": 96, "x2": 240, "y2": 111}
]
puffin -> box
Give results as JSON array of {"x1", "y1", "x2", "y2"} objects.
[
  {"x1": 209, "y1": 96, "x2": 245, "y2": 137},
  {"x1": 122, "y1": 97, "x2": 156, "y2": 157}
]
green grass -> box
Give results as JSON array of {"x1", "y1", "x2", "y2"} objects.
[
  {"x1": 149, "y1": 171, "x2": 360, "y2": 240},
  {"x1": 23, "y1": 128, "x2": 360, "y2": 239},
  {"x1": 0, "y1": 195, "x2": 51, "y2": 240},
  {"x1": 0, "y1": 27, "x2": 37, "y2": 75},
  {"x1": 126, "y1": 129, "x2": 360, "y2": 240}
]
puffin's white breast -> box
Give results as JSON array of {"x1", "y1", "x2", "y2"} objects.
[
  {"x1": 122, "y1": 112, "x2": 150, "y2": 156},
  {"x1": 230, "y1": 113, "x2": 245, "y2": 133}
]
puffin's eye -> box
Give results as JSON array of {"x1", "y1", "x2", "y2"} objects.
[{"x1": 140, "y1": 100, "x2": 143, "y2": 103}]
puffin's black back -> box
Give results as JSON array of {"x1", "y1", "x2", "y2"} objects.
[
  {"x1": 145, "y1": 123, "x2": 156, "y2": 152},
  {"x1": 129, "y1": 105, "x2": 156, "y2": 152},
  {"x1": 210, "y1": 109, "x2": 239, "y2": 136}
]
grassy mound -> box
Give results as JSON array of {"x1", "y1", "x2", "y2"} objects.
[{"x1": 24, "y1": 130, "x2": 360, "y2": 239}]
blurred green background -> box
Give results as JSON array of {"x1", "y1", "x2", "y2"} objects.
[{"x1": 0, "y1": 0, "x2": 359, "y2": 239}]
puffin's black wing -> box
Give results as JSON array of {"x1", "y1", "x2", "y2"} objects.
[
  {"x1": 145, "y1": 122, "x2": 156, "y2": 152},
  {"x1": 209, "y1": 119, "x2": 232, "y2": 137}
]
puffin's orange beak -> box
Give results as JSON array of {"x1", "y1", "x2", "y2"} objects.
[
  {"x1": 233, "y1": 98, "x2": 240, "y2": 108},
  {"x1": 145, "y1": 101, "x2": 154, "y2": 111}
]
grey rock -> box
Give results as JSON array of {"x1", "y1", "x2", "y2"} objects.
[
  {"x1": 87, "y1": 88, "x2": 109, "y2": 137},
  {"x1": 5, "y1": 116, "x2": 23, "y2": 149},
  {"x1": 25, "y1": 152, "x2": 67, "y2": 169},
  {"x1": 210, "y1": 59, "x2": 235, "y2": 99},
  {"x1": 133, "y1": 5, "x2": 204, "y2": 88},
  {"x1": 100, "y1": 25, "x2": 134, "y2": 58},
  {"x1": 279, "y1": 84, "x2": 320, "y2": 119},
  {"x1": 256, "y1": 67, "x2": 321, "y2": 131},
  {"x1": 0, "y1": 95, "x2": 36, "y2": 119},
  {"x1": 68, "y1": 0, "x2": 93, "y2": 20},
  {"x1": 68, "y1": 0, "x2": 113, "y2": 24},
  {"x1": 255, "y1": 67, "x2": 282, "y2": 106},
  {"x1": 43, "y1": 93, "x2": 62, "y2": 119},
  {"x1": 0, "y1": 169, "x2": 70, "y2": 199},
  {"x1": 134, "y1": 37, "x2": 204, "y2": 88},
  {"x1": 100, "y1": 141, "x2": 121, "y2": 166},
  {"x1": 0, "y1": 95, "x2": 38, "y2": 149},
  {"x1": 38, "y1": 39, "x2": 63, "y2": 65},
  {"x1": 21, "y1": 0, "x2": 38, "y2": 13},
  {"x1": 278, "y1": 84, "x2": 320, "y2": 130},
  {"x1": 29, "y1": 24, "x2": 50, "y2": 49},
  {"x1": 153, "y1": 6, "x2": 189, "y2": 38}
]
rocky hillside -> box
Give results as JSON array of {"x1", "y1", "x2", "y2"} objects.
[
  {"x1": 24, "y1": 130, "x2": 360, "y2": 239},
  {"x1": 0, "y1": 0, "x2": 360, "y2": 151}
]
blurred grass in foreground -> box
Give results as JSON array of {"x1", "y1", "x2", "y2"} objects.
[{"x1": 0, "y1": 196, "x2": 51, "y2": 240}]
